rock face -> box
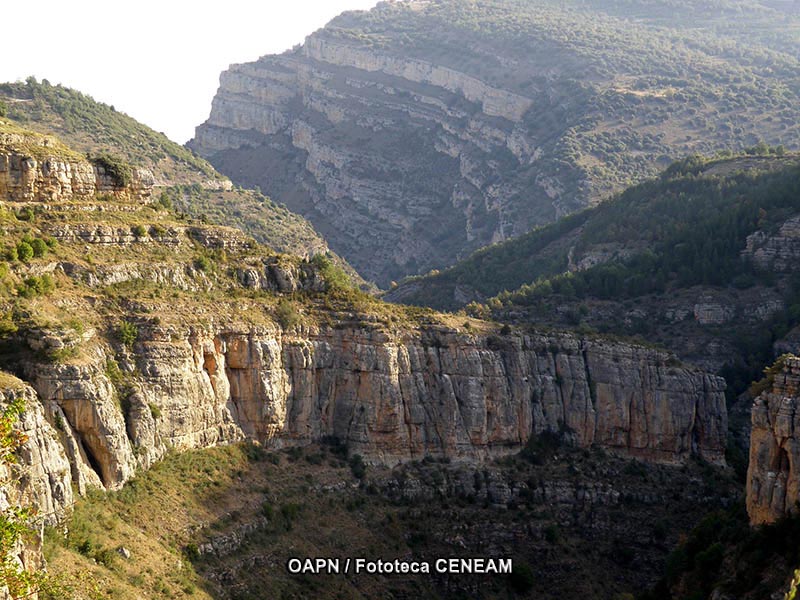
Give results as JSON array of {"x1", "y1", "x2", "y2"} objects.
[
  {"x1": 14, "y1": 324, "x2": 726, "y2": 504},
  {"x1": 744, "y1": 215, "x2": 800, "y2": 273},
  {"x1": 0, "y1": 148, "x2": 153, "y2": 203},
  {"x1": 191, "y1": 1, "x2": 800, "y2": 285},
  {"x1": 0, "y1": 379, "x2": 74, "y2": 599},
  {"x1": 192, "y1": 41, "x2": 543, "y2": 285},
  {"x1": 1, "y1": 321, "x2": 727, "y2": 596},
  {"x1": 747, "y1": 356, "x2": 800, "y2": 524}
]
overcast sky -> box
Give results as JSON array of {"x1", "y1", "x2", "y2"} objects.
[{"x1": 0, "y1": 0, "x2": 379, "y2": 143}]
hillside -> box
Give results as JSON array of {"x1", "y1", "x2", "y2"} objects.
[
  {"x1": 0, "y1": 119, "x2": 740, "y2": 599},
  {"x1": 0, "y1": 78, "x2": 218, "y2": 185},
  {"x1": 388, "y1": 153, "x2": 800, "y2": 394},
  {"x1": 192, "y1": 0, "x2": 800, "y2": 285},
  {"x1": 389, "y1": 152, "x2": 800, "y2": 310},
  {"x1": 0, "y1": 79, "x2": 353, "y2": 270}
]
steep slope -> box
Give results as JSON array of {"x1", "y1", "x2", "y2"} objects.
[
  {"x1": 0, "y1": 80, "x2": 352, "y2": 270},
  {"x1": 389, "y1": 155, "x2": 800, "y2": 387},
  {"x1": 41, "y1": 440, "x2": 739, "y2": 600},
  {"x1": 0, "y1": 123, "x2": 733, "y2": 597},
  {"x1": 192, "y1": 0, "x2": 800, "y2": 285}
]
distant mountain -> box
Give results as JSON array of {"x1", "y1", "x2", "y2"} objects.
[{"x1": 192, "y1": 0, "x2": 800, "y2": 285}]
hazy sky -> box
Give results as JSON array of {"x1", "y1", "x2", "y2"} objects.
[{"x1": 0, "y1": 1, "x2": 379, "y2": 143}]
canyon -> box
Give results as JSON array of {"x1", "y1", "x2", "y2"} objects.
[
  {"x1": 0, "y1": 122, "x2": 738, "y2": 597},
  {"x1": 192, "y1": 0, "x2": 800, "y2": 284}
]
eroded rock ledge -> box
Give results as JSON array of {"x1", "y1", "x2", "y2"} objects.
[
  {"x1": 9, "y1": 323, "x2": 726, "y2": 519},
  {"x1": 0, "y1": 145, "x2": 153, "y2": 203}
]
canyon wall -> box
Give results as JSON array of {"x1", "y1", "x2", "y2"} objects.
[
  {"x1": 190, "y1": 1, "x2": 800, "y2": 285},
  {"x1": 14, "y1": 323, "x2": 727, "y2": 511},
  {"x1": 747, "y1": 356, "x2": 800, "y2": 524},
  {"x1": 190, "y1": 30, "x2": 586, "y2": 285}
]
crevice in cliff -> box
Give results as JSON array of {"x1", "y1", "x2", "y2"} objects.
[
  {"x1": 691, "y1": 377, "x2": 704, "y2": 457},
  {"x1": 79, "y1": 437, "x2": 106, "y2": 487},
  {"x1": 581, "y1": 344, "x2": 597, "y2": 442},
  {"x1": 203, "y1": 351, "x2": 218, "y2": 396},
  {"x1": 773, "y1": 445, "x2": 791, "y2": 475}
]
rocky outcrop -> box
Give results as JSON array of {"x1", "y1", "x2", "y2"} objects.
[
  {"x1": 744, "y1": 215, "x2": 800, "y2": 273},
  {"x1": 0, "y1": 149, "x2": 153, "y2": 203},
  {"x1": 13, "y1": 323, "x2": 726, "y2": 504},
  {"x1": 191, "y1": 1, "x2": 799, "y2": 285},
  {"x1": 24, "y1": 349, "x2": 137, "y2": 491},
  {"x1": 1, "y1": 381, "x2": 73, "y2": 524},
  {"x1": 0, "y1": 378, "x2": 74, "y2": 599},
  {"x1": 747, "y1": 356, "x2": 800, "y2": 524}
]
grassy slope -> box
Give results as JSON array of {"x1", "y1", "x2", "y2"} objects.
[
  {"x1": 0, "y1": 79, "x2": 216, "y2": 183},
  {"x1": 0, "y1": 80, "x2": 367, "y2": 281}
]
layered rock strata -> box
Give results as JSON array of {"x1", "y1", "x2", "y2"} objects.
[
  {"x1": 0, "y1": 148, "x2": 153, "y2": 203},
  {"x1": 191, "y1": 32, "x2": 580, "y2": 285},
  {"x1": 15, "y1": 324, "x2": 726, "y2": 507},
  {"x1": 747, "y1": 356, "x2": 800, "y2": 524}
]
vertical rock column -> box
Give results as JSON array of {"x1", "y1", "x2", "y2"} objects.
[{"x1": 747, "y1": 356, "x2": 800, "y2": 524}]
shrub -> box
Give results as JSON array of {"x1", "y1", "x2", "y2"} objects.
[
  {"x1": 148, "y1": 403, "x2": 161, "y2": 420},
  {"x1": 275, "y1": 299, "x2": 300, "y2": 329},
  {"x1": 16, "y1": 274, "x2": 55, "y2": 298},
  {"x1": 15, "y1": 242, "x2": 33, "y2": 262},
  {"x1": 349, "y1": 454, "x2": 367, "y2": 479},
  {"x1": 157, "y1": 191, "x2": 173, "y2": 210},
  {"x1": 280, "y1": 503, "x2": 301, "y2": 522},
  {"x1": 183, "y1": 543, "x2": 200, "y2": 561},
  {"x1": 117, "y1": 320, "x2": 138, "y2": 348},
  {"x1": 90, "y1": 153, "x2": 132, "y2": 187},
  {"x1": 30, "y1": 238, "x2": 48, "y2": 258},
  {"x1": 194, "y1": 255, "x2": 213, "y2": 272},
  {"x1": 311, "y1": 254, "x2": 352, "y2": 291},
  {"x1": 132, "y1": 225, "x2": 148, "y2": 238},
  {"x1": 15, "y1": 208, "x2": 34, "y2": 222}
]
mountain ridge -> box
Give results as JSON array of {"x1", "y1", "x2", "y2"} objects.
[{"x1": 193, "y1": 0, "x2": 800, "y2": 285}]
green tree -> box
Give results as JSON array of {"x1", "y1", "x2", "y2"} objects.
[
  {"x1": 15, "y1": 243, "x2": 33, "y2": 263},
  {"x1": 117, "y1": 321, "x2": 138, "y2": 348},
  {"x1": 30, "y1": 239, "x2": 48, "y2": 258}
]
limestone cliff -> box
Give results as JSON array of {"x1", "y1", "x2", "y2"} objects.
[
  {"x1": 0, "y1": 130, "x2": 154, "y2": 203},
  {"x1": 747, "y1": 356, "x2": 800, "y2": 525},
  {"x1": 191, "y1": 0, "x2": 800, "y2": 284},
  {"x1": 0, "y1": 379, "x2": 74, "y2": 599},
  {"x1": 12, "y1": 323, "x2": 727, "y2": 502}
]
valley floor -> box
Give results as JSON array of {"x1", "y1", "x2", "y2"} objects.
[{"x1": 42, "y1": 440, "x2": 739, "y2": 600}]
